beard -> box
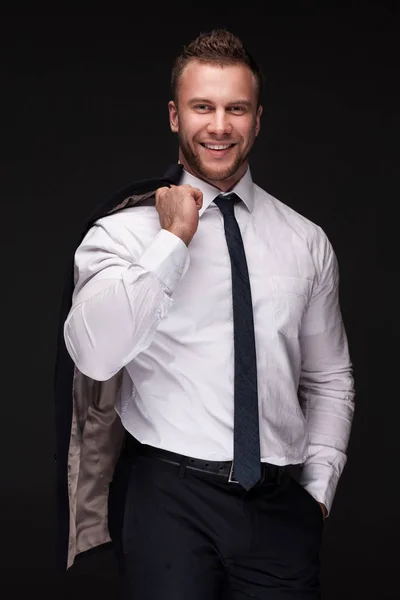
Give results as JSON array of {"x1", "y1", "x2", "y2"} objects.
[{"x1": 177, "y1": 129, "x2": 256, "y2": 183}]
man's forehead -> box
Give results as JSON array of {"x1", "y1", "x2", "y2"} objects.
[{"x1": 178, "y1": 61, "x2": 257, "y2": 99}]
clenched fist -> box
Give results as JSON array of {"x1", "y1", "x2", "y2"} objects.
[{"x1": 155, "y1": 184, "x2": 203, "y2": 246}]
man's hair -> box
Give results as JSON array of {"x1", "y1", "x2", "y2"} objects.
[{"x1": 171, "y1": 28, "x2": 264, "y2": 107}]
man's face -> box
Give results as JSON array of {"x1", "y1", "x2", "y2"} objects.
[{"x1": 168, "y1": 61, "x2": 262, "y2": 190}]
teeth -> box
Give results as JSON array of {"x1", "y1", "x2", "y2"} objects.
[{"x1": 204, "y1": 144, "x2": 232, "y2": 150}]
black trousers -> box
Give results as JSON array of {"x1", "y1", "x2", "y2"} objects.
[{"x1": 113, "y1": 446, "x2": 324, "y2": 599}]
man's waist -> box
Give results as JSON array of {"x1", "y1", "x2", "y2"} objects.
[
  {"x1": 117, "y1": 401, "x2": 308, "y2": 465},
  {"x1": 122, "y1": 432, "x2": 304, "y2": 483}
]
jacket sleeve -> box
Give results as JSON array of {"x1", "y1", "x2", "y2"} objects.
[{"x1": 63, "y1": 216, "x2": 190, "y2": 381}]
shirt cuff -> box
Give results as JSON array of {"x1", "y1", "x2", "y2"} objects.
[
  {"x1": 138, "y1": 228, "x2": 190, "y2": 293},
  {"x1": 299, "y1": 461, "x2": 345, "y2": 517}
]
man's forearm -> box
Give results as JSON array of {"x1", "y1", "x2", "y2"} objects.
[
  {"x1": 64, "y1": 266, "x2": 173, "y2": 381},
  {"x1": 64, "y1": 227, "x2": 190, "y2": 381}
]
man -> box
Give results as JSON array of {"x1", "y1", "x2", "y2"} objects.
[{"x1": 56, "y1": 28, "x2": 355, "y2": 599}]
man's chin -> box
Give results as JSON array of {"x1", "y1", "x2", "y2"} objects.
[{"x1": 196, "y1": 162, "x2": 238, "y2": 182}]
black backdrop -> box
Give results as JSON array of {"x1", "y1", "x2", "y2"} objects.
[{"x1": 1, "y1": 7, "x2": 397, "y2": 599}]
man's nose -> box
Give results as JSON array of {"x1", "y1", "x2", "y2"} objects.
[{"x1": 207, "y1": 110, "x2": 233, "y2": 136}]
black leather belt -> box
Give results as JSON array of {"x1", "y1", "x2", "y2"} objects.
[{"x1": 126, "y1": 435, "x2": 287, "y2": 485}]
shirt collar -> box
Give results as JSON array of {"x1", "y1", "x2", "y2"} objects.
[{"x1": 178, "y1": 165, "x2": 255, "y2": 217}]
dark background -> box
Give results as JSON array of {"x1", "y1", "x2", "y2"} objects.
[{"x1": 1, "y1": 6, "x2": 397, "y2": 599}]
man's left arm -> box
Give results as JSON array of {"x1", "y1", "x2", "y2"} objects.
[{"x1": 299, "y1": 232, "x2": 355, "y2": 518}]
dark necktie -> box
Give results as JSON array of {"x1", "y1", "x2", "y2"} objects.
[{"x1": 213, "y1": 192, "x2": 261, "y2": 489}]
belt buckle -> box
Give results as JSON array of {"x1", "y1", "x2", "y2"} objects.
[{"x1": 228, "y1": 461, "x2": 239, "y2": 484}]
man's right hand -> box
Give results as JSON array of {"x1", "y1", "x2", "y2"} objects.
[{"x1": 155, "y1": 184, "x2": 203, "y2": 246}]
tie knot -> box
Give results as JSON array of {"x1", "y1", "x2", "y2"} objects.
[{"x1": 213, "y1": 192, "x2": 241, "y2": 215}]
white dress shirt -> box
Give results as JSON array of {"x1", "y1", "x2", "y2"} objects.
[{"x1": 64, "y1": 165, "x2": 355, "y2": 514}]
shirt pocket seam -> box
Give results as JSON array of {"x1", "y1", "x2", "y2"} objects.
[{"x1": 271, "y1": 276, "x2": 312, "y2": 337}]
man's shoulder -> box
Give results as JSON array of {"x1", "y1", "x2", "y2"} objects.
[
  {"x1": 95, "y1": 203, "x2": 157, "y2": 225},
  {"x1": 90, "y1": 195, "x2": 158, "y2": 235},
  {"x1": 253, "y1": 183, "x2": 327, "y2": 244},
  {"x1": 75, "y1": 201, "x2": 159, "y2": 254}
]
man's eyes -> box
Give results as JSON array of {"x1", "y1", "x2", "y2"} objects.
[{"x1": 194, "y1": 105, "x2": 245, "y2": 113}]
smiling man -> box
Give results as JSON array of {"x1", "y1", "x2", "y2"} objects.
[
  {"x1": 169, "y1": 59, "x2": 262, "y2": 190},
  {"x1": 61, "y1": 28, "x2": 355, "y2": 600}
]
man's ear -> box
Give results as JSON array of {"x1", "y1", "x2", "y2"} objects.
[
  {"x1": 255, "y1": 104, "x2": 263, "y2": 137},
  {"x1": 168, "y1": 100, "x2": 179, "y2": 133}
]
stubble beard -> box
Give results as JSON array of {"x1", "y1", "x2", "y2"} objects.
[{"x1": 178, "y1": 131, "x2": 255, "y2": 183}]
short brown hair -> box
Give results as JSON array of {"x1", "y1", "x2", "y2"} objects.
[{"x1": 171, "y1": 28, "x2": 264, "y2": 107}]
